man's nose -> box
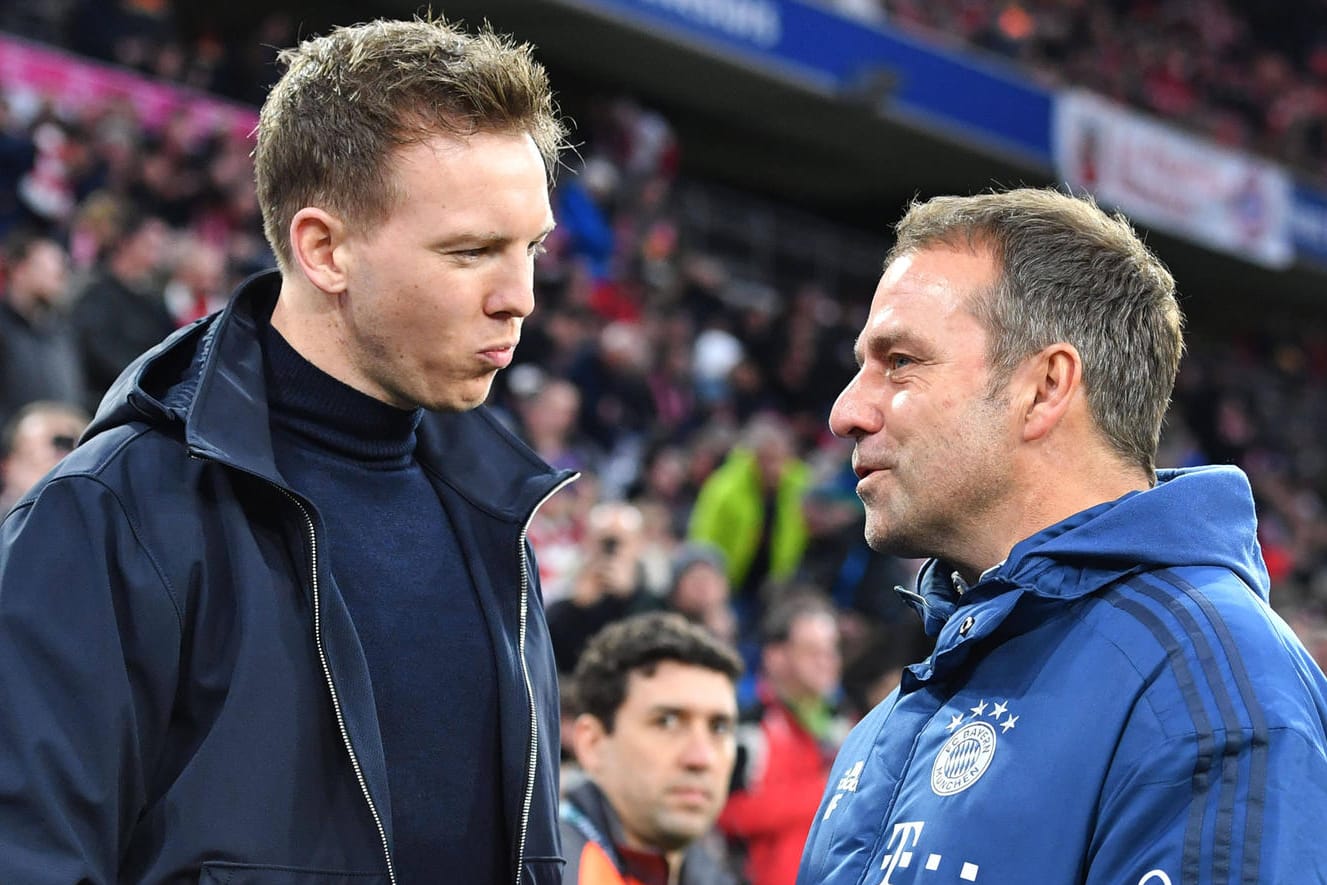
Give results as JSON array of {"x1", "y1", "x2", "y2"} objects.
[
  {"x1": 678, "y1": 727, "x2": 721, "y2": 770},
  {"x1": 487, "y1": 255, "x2": 536, "y2": 319},
  {"x1": 828, "y1": 375, "x2": 876, "y2": 440}
]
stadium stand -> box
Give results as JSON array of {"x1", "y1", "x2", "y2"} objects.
[{"x1": 823, "y1": 0, "x2": 1327, "y2": 184}]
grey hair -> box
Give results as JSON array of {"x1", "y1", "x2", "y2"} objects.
[{"x1": 888, "y1": 188, "x2": 1184, "y2": 476}]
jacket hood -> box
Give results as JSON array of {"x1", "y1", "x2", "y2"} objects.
[
  {"x1": 82, "y1": 270, "x2": 574, "y2": 523},
  {"x1": 910, "y1": 466, "x2": 1269, "y2": 634}
]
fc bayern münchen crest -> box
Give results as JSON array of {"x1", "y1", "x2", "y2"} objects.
[{"x1": 931, "y1": 720, "x2": 998, "y2": 796}]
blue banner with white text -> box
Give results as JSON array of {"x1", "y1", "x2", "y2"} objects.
[
  {"x1": 568, "y1": 0, "x2": 1054, "y2": 166},
  {"x1": 1292, "y1": 184, "x2": 1327, "y2": 270}
]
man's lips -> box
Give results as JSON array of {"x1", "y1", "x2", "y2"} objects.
[
  {"x1": 667, "y1": 786, "x2": 713, "y2": 805},
  {"x1": 479, "y1": 343, "x2": 517, "y2": 368}
]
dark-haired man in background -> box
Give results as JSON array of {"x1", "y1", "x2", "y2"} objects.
[{"x1": 563, "y1": 612, "x2": 742, "y2": 885}]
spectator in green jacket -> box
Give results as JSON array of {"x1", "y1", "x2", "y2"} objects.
[{"x1": 687, "y1": 414, "x2": 811, "y2": 632}]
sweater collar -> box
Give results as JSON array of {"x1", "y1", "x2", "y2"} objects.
[
  {"x1": 261, "y1": 318, "x2": 421, "y2": 466},
  {"x1": 84, "y1": 270, "x2": 575, "y2": 523}
]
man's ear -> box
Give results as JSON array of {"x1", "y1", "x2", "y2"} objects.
[
  {"x1": 571, "y1": 713, "x2": 609, "y2": 772},
  {"x1": 1019, "y1": 342, "x2": 1082, "y2": 443},
  {"x1": 288, "y1": 207, "x2": 350, "y2": 296}
]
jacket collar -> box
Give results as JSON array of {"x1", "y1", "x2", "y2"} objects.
[
  {"x1": 899, "y1": 466, "x2": 1270, "y2": 637},
  {"x1": 565, "y1": 781, "x2": 730, "y2": 885},
  {"x1": 84, "y1": 270, "x2": 574, "y2": 522}
]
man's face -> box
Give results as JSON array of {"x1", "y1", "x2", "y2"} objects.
[
  {"x1": 671, "y1": 563, "x2": 727, "y2": 620},
  {"x1": 334, "y1": 130, "x2": 554, "y2": 412},
  {"x1": 3, "y1": 410, "x2": 84, "y2": 502},
  {"x1": 118, "y1": 220, "x2": 169, "y2": 285},
  {"x1": 578, "y1": 661, "x2": 737, "y2": 854},
  {"x1": 754, "y1": 433, "x2": 791, "y2": 490},
  {"x1": 828, "y1": 245, "x2": 1015, "y2": 563},
  {"x1": 523, "y1": 380, "x2": 580, "y2": 439},
  {"x1": 772, "y1": 612, "x2": 841, "y2": 702},
  {"x1": 13, "y1": 240, "x2": 69, "y2": 307}
]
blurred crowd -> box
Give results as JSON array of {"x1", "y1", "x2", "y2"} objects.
[
  {"x1": 1, "y1": 0, "x2": 297, "y2": 107},
  {"x1": 6, "y1": 0, "x2": 1327, "y2": 183},
  {"x1": 3, "y1": 4, "x2": 1327, "y2": 880},
  {"x1": 828, "y1": 0, "x2": 1327, "y2": 183}
]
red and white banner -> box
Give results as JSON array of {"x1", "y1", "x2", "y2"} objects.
[
  {"x1": 0, "y1": 34, "x2": 258, "y2": 145},
  {"x1": 1053, "y1": 89, "x2": 1292, "y2": 269}
]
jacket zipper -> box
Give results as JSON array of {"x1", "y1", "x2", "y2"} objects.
[
  {"x1": 281, "y1": 489, "x2": 398, "y2": 885},
  {"x1": 514, "y1": 474, "x2": 578, "y2": 885}
]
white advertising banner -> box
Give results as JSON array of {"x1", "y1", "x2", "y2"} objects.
[{"x1": 1053, "y1": 89, "x2": 1292, "y2": 269}]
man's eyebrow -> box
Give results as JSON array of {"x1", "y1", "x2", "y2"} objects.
[
  {"x1": 431, "y1": 232, "x2": 502, "y2": 248},
  {"x1": 646, "y1": 704, "x2": 691, "y2": 717},
  {"x1": 646, "y1": 703, "x2": 736, "y2": 721},
  {"x1": 432, "y1": 224, "x2": 556, "y2": 249},
  {"x1": 855, "y1": 328, "x2": 924, "y2": 367}
]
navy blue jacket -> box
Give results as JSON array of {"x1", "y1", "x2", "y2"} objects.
[
  {"x1": 0, "y1": 272, "x2": 574, "y2": 884},
  {"x1": 799, "y1": 467, "x2": 1327, "y2": 885}
]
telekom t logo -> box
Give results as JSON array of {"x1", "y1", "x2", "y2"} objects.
[
  {"x1": 880, "y1": 821, "x2": 926, "y2": 884},
  {"x1": 877, "y1": 821, "x2": 981, "y2": 883}
]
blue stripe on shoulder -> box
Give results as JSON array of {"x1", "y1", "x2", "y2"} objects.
[
  {"x1": 1152, "y1": 569, "x2": 1269, "y2": 885},
  {"x1": 1101, "y1": 572, "x2": 1269, "y2": 885},
  {"x1": 1102, "y1": 581, "x2": 1216, "y2": 884}
]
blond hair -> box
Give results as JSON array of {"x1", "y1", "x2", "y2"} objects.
[{"x1": 254, "y1": 16, "x2": 567, "y2": 270}]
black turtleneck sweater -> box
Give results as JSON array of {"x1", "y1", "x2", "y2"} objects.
[{"x1": 262, "y1": 323, "x2": 507, "y2": 883}]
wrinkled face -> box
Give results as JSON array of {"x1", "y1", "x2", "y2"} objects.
[
  {"x1": 335, "y1": 130, "x2": 554, "y2": 412},
  {"x1": 828, "y1": 245, "x2": 1015, "y2": 562},
  {"x1": 580, "y1": 661, "x2": 737, "y2": 854}
]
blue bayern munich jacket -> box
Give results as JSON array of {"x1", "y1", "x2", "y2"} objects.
[
  {"x1": 798, "y1": 467, "x2": 1327, "y2": 885},
  {"x1": 0, "y1": 273, "x2": 574, "y2": 883}
]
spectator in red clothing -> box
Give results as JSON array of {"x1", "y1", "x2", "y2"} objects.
[{"x1": 718, "y1": 593, "x2": 847, "y2": 885}]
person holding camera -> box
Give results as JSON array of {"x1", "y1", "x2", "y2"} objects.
[{"x1": 548, "y1": 501, "x2": 658, "y2": 674}]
